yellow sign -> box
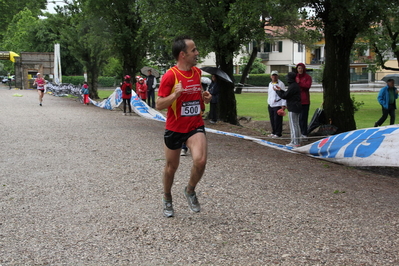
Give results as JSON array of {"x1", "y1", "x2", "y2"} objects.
[{"x1": 0, "y1": 51, "x2": 20, "y2": 62}]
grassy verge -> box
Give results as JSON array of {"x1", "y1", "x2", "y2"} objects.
[
  {"x1": 235, "y1": 92, "x2": 381, "y2": 129},
  {"x1": 98, "y1": 89, "x2": 383, "y2": 129}
]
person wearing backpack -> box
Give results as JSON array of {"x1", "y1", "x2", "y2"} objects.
[{"x1": 121, "y1": 75, "x2": 132, "y2": 115}]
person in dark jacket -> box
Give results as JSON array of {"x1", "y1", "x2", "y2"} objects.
[
  {"x1": 146, "y1": 70, "x2": 157, "y2": 108},
  {"x1": 208, "y1": 74, "x2": 220, "y2": 123},
  {"x1": 274, "y1": 72, "x2": 302, "y2": 147},
  {"x1": 296, "y1": 63, "x2": 312, "y2": 138}
]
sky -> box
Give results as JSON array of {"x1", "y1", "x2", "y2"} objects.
[{"x1": 45, "y1": 0, "x2": 66, "y2": 14}]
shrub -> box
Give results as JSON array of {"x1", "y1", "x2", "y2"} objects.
[
  {"x1": 233, "y1": 74, "x2": 288, "y2": 86},
  {"x1": 61, "y1": 76, "x2": 118, "y2": 87}
]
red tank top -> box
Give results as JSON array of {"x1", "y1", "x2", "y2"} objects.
[{"x1": 157, "y1": 66, "x2": 204, "y2": 133}]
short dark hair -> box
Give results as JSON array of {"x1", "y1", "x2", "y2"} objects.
[
  {"x1": 172, "y1": 35, "x2": 192, "y2": 60},
  {"x1": 386, "y1": 79, "x2": 394, "y2": 83}
]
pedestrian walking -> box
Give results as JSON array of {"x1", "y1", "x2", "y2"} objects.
[
  {"x1": 120, "y1": 75, "x2": 132, "y2": 115},
  {"x1": 156, "y1": 35, "x2": 212, "y2": 217},
  {"x1": 267, "y1": 71, "x2": 286, "y2": 138},
  {"x1": 274, "y1": 72, "x2": 302, "y2": 147},
  {"x1": 374, "y1": 78, "x2": 398, "y2": 126},
  {"x1": 33, "y1": 73, "x2": 46, "y2": 106}
]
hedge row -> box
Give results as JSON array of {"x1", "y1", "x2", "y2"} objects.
[
  {"x1": 61, "y1": 74, "x2": 292, "y2": 87},
  {"x1": 233, "y1": 74, "x2": 287, "y2": 86},
  {"x1": 62, "y1": 76, "x2": 117, "y2": 87}
]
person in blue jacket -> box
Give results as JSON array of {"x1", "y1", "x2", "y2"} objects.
[{"x1": 375, "y1": 79, "x2": 398, "y2": 127}]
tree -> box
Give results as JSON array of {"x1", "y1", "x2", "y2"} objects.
[
  {"x1": 0, "y1": 0, "x2": 46, "y2": 42},
  {"x1": 239, "y1": 56, "x2": 266, "y2": 75},
  {"x1": 58, "y1": 1, "x2": 112, "y2": 98},
  {"x1": 364, "y1": 4, "x2": 399, "y2": 71},
  {"x1": 304, "y1": 0, "x2": 390, "y2": 132},
  {"x1": 149, "y1": 0, "x2": 309, "y2": 124},
  {"x1": 85, "y1": 0, "x2": 153, "y2": 81}
]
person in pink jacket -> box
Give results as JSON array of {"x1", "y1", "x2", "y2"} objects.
[{"x1": 295, "y1": 63, "x2": 312, "y2": 138}]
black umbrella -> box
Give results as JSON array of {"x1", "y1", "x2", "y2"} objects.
[
  {"x1": 307, "y1": 106, "x2": 326, "y2": 135},
  {"x1": 141, "y1": 66, "x2": 160, "y2": 78},
  {"x1": 381, "y1": 74, "x2": 399, "y2": 85},
  {"x1": 200, "y1": 67, "x2": 233, "y2": 84}
]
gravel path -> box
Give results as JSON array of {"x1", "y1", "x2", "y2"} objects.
[{"x1": 1, "y1": 86, "x2": 399, "y2": 265}]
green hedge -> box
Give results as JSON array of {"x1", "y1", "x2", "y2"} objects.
[
  {"x1": 63, "y1": 74, "x2": 290, "y2": 87},
  {"x1": 61, "y1": 76, "x2": 117, "y2": 87},
  {"x1": 233, "y1": 74, "x2": 288, "y2": 86}
]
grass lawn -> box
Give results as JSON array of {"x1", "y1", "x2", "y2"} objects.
[
  {"x1": 97, "y1": 89, "x2": 383, "y2": 129},
  {"x1": 235, "y1": 92, "x2": 382, "y2": 129}
]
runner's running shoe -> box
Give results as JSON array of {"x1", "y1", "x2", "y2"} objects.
[
  {"x1": 184, "y1": 187, "x2": 200, "y2": 212},
  {"x1": 163, "y1": 199, "x2": 174, "y2": 217}
]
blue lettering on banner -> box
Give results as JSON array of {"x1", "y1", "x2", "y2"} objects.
[{"x1": 309, "y1": 127, "x2": 399, "y2": 158}]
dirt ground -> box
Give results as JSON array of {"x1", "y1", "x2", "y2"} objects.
[{"x1": 1, "y1": 87, "x2": 399, "y2": 265}]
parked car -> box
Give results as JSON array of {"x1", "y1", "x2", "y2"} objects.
[{"x1": 2, "y1": 75, "x2": 15, "y2": 83}]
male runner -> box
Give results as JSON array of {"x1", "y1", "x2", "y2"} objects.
[{"x1": 156, "y1": 36, "x2": 212, "y2": 217}]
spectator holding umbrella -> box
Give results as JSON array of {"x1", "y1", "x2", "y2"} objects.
[
  {"x1": 146, "y1": 70, "x2": 157, "y2": 108},
  {"x1": 208, "y1": 74, "x2": 220, "y2": 123}
]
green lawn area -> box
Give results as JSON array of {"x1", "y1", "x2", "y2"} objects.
[
  {"x1": 98, "y1": 89, "x2": 383, "y2": 129},
  {"x1": 235, "y1": 92, "x2": 381, "y2": 129}
]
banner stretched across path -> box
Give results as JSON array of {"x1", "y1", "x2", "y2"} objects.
[
  {"x1": 89, "y1": 87, "x2": 399, "y2": 167},
  {"x1": 89, "y1": 88, "x2": 166, "y2": 122},
  {"x1": 295, "y1": 126, "x2": 399, "y2": 167}
]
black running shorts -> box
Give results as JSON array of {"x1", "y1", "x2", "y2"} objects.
[{"x1": 164, "y1": 126, "x2": 205, "y2": 150}]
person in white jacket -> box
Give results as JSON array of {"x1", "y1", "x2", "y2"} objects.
[{"x1": 267, "y1": 71, "x2": 286, "y2": 138}]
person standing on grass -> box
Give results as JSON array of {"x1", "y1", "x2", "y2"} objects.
[
  {"x1": 374, "y1": 78, "x2": 398, "y2": 127},
  {"x1": 274, "y1": 72, "x2": 301, "y2": 148},
  {"x1": 296, "y1": 63, "x2": 312, "y2": 138},
  {"x1": 120, "y1": 75, "x2": 132, "y2": 115},
  {"x1": 156, "y1": 35, "x2": 212, "y2": 218},
  {"x1": 267, "y1": 70, "x2": 286, "y2": 138},
  {"x1": 208, "y1": 74, "x2": 220, "y2": 124},
  {"x1": 33, "y1": 73, "x2": 46, "y2": 106},
  {"x1": 146, "y1": 70, "x2": 157, "y2": 108}
]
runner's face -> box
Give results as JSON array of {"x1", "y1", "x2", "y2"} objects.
[{"x1": 183, "y1": 40, "x2": 199, "y2": 66}]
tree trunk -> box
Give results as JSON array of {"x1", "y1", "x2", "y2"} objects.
[
  {"x1": 216, "y1": 51, "x2": 238, "y2": 125},
  {"x1": 322, "y1": 27, "x2": 357, "y2": 133},
  {"x1": 87, "y1": 63, "x2": 99, "y2": 99},
  {"x1": 240, "y1": 43, "x2": 258, "y2": 85},
  {"x1": 235, "y1": 43, "x2": 258, "y2": 94}
]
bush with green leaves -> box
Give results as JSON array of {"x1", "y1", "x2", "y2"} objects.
[{"x1": 61, "y1": 76, "x2": 117, "y2": 87}]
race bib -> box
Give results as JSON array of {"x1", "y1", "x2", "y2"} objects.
[{"x1": 181, "y1": 100, "x2": 200, "y2": 117}]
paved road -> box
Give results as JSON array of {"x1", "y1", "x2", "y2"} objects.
[{"x1": 1, "y1": 86, "x2": 398, "y2": 265}]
